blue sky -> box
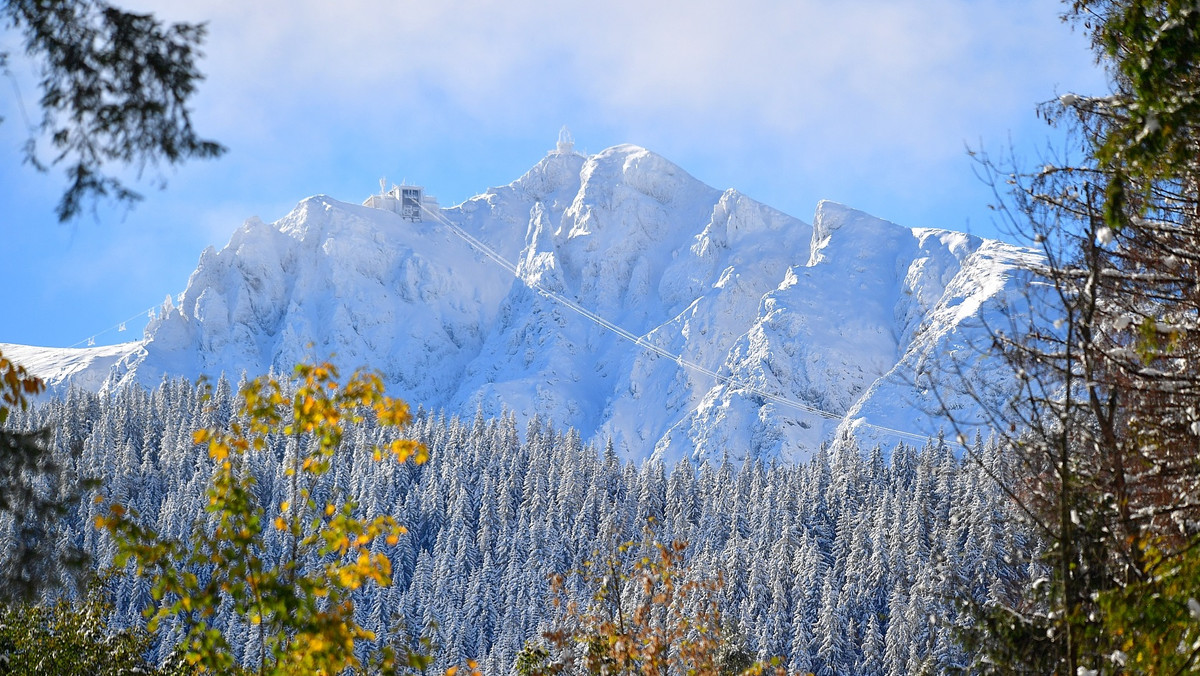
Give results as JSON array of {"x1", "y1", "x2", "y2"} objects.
[{"x1": 1, "y1": 0, "x2": 1106, "y2": 349}]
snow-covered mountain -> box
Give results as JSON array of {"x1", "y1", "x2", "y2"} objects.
[{"x1": 8, "y1": 143, "x2": 1037, "y2": 462}]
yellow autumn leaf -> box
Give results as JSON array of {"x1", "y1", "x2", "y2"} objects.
[
  {"x1": 97, "y1": 359, "x2": 427, "y2": 672},
  {"x1": 338, "y1": 568, "x2": 359, "y2": 589}
]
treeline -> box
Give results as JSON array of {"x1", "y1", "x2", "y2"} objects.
[{"x1": 6, "y1": 376, "x2": 1031, "y2": 674}]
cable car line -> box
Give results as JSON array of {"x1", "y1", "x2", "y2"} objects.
[{"x1": 417, "y1": 203, "x2": 948, "y2": 449}]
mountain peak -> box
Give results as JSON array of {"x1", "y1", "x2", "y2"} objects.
[
  {"x1": 509, "y1": 151, "x2": 587, "y2": 202},
  {"x1": 807, "y1": 200, "x2": 907, "y2": 267},
  {"x1": 574, "y1": 144, "x2": 712, "y2": 212}
]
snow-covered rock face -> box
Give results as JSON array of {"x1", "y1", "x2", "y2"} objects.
[
  {"x1": 656, "y1": 202, "x2": 1033, "y2": 463},
  {"x1": 0, "y1": 342, "x2": 138, "y2": 394},
  {"x1": 110, "y1": 196, "x2": 513, "y2": 406},
  {"x1": 20, "y1": 144, "x2": 1036, "y2": 463}
]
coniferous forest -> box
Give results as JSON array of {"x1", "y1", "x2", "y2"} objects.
[{"x1": 6, "y1": 376, "x2": 1029, "y2": 675}]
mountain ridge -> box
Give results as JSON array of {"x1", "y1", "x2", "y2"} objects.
[{"x1": 7, "y1": 144, "x2": 1035, "y2": 462}]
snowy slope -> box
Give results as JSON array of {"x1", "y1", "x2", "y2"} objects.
[
  {"x1": 0, "y1": 341, "x2": 141, "y2": 393},
  {"x1": 655, "y1": 204, "x2": 1036, "y2": 463},
  {"x1": 11, "y1": 144, "x2": 1035, "y2": 462}
]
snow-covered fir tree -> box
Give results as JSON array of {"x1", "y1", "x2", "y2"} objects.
[{"x1": 8, "y1": 378, "x2": 1034, "y2": 674}]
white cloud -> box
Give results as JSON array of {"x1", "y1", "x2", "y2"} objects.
[
  {"x1": 96, "y1": 0, "x2": 1104, "y2": 228},
  {"x1": 143, "y1": 0, "x2": 1101, "y2": 161}
]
